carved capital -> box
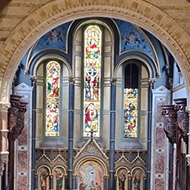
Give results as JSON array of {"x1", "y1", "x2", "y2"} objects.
[
  {"x1": 8, "y1": 95, "x2": 27, "y2": 141},
  {"x1": 148, "y1": 78, "x2": 156, "y2": 86},
  {"x1": 30, "y1": 75, "x2": 37, "y2": 83},
  {"x1": 69, "y1": 77, "x2": 75, "y2": 84},
  {"x1": 174, "y1": 98, "x2": 189, "y2": 143},
  {"x1": 0, "y1": 102, "x2": 10, "y2": 112},
  {"x1": 0, "y1": 152, "x2": 9, "y2": 176},
  {"x1": 161, "y1": 105, "x2": 177, "y2": 143},
  {"x1": 110, "y1": 78, "x2": 117, "y2": 85}
]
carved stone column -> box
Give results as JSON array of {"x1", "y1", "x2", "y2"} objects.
[
  {"x1": 174, "y1": 98, "x2": 189, "y2": 190},
  {"x1": 0, "y1": 102, "x2": 10, "y2": 177},
  {"x1": 161, "y1": 105, "x2": 177, "y2": 190},
  {"x1": 8, "y1": 95, "x2": 27, "y2": 190}
]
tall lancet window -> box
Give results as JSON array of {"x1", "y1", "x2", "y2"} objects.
[
  {"x1": 46, "y1": 61, "x2": 60, "y2": 136},
  {"x1": 124, "y1": 63, "x2": 139, "y2": 138},
  {"x1": 83, "y1": 25, "x2": 102, "y2": 137}
]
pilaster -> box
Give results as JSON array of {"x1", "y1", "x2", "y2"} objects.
[{"x1": 0, "y1": 102, "x2": 10, "y2": 176}]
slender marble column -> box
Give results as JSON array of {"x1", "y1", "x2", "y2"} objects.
[
  {"x1": 30, "y1": 76, "x2": 37, "y2": 190},
  {"x1": 146, "y1": 79, "x2": 154, "y2": 190},
  {"x1": 68, "y1": 78, "x2": 74, "y2": 190},
  {"x1": 109, "y1": 78, "x2": 116, "y2": 190}
]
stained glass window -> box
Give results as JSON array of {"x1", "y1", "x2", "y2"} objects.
[
  {"x1": 83, "y1": 25, "x2": 101, "y2": 137},
  {"x1": 124, "y1": 64, "x2": 138, "y2": 138},
  {"x1": 46, "y1": 61, "x2": 60, "y2": 136}
]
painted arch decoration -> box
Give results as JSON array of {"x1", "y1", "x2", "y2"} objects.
[
  {"x1": 32, "y1": 21, "x2": 72, "y2": 55},
  {"x1": 114, "y1": 19, "x2": 155, "y2": 61}
]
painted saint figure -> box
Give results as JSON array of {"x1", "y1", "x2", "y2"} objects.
[
  {"x1": 118, "y1": 172, "x2": 126, "y2": 190},
  {"x1": 39, "y1": 168, "x2": 49, "y2": 190},
  {"x1": 133, "y1": 171, "x2": 141, "y2": 190},
  {"x1": 54, "y1": 168, "x2": 63, "y2": 190}
]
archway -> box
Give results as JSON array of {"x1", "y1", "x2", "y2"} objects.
[{"x1": 0, "y1": 0, "x2": 190, "y2": 103}]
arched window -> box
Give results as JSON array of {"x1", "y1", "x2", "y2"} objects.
[
  {"x1": 35, "y1": 59, "x2": 69, "y2": 147},
  {"x1": 124, "y1": 63, "x2": 139, "y2": 138},
  {"x1": 46, "y1": 61, "x2": 60, "y2": 136},
  {"x1": 83, "y1": 25, "x2": 102, "y2": 137}
]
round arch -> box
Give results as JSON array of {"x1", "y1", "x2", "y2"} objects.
[{"x1": 1, "y1": 0, "x2": 190, "y2": 104}]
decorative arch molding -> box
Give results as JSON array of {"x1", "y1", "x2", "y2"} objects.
[
  {"x1": 0, "y1": 0, "x2": 190, "y2": 104},
  {"x1": 28, "y1": 54, "x2": 72, "y2": 77},
  {"x1": 114, "y1": 55, "x2": 153, "y2": 79}
]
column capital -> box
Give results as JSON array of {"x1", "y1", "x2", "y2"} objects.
[
  {"x1": 30, "y1": 75, "x2": 37, "y2": 83},
  {"x1": 0, "y1": 102, "x2": 10, "y2": 112},
  {"x1": 148, "y1": 78, "x2": 156, "y2": 86},
  {"x1": 110, "y1": 78, "x2": 117, "y2": 85},
  {"x1": 69, "y1": 77, "x2": 75, "y2": 84}
]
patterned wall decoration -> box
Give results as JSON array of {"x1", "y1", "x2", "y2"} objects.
[
  {"x1": 114, "y1": 19, "x2": 155, "y2": 61},
  {"x1": 14, "y1": 83, "x2": 33, "y2": 190},
  {"x1": 151, "y1": 86, "x2": 170, "y2": 190},
  {"x1": 32, "y1": 21, "x2": 71, "y2": 55}
]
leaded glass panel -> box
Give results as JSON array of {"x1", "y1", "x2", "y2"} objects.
[
  {"x1": 83, "y1": 25, "x2": 101, "y2": 137},
  {"x1": 124, "y1": 88, "x2": 138, "y2": 138},
  {"x1": 46, "y1": 61, "x2": 60, "y2": 136}
]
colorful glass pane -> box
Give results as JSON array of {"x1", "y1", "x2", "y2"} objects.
[
  {"x1": 124, "y1": 88, "x2": 138, "y2": 138},
  {"x1": 46, "y1": 61, "x2": 60, "y2": 136},
  {"x1": 83, "y1": 25, "x2": 101, "y2": 137}
]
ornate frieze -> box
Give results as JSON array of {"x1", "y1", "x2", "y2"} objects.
[{"x1": 161, "y1": 105, "x2": 177, "y2": 144}]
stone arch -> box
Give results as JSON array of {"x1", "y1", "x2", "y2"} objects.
[{"x1": 1, "y1": 0, "x2": 190, "y2": 104}]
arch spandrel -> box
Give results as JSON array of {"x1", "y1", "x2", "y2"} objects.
[{"x1": 1, "y1": 0, "x2": 190, "y2": 104}]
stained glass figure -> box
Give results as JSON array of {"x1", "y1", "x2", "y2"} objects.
[
  {"x1": 83, "y1": 25, "x2": 101, "y2": 137},
  {"x1": 46, "y1": 61, "x2": 60, "y2": 136},
  {"x1": 124, "y1": 88, "x2": 138, "y2": 138}
]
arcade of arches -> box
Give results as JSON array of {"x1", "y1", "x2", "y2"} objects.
[{"x1": 0, "y1": 0, "x2": 190, "y2": 190}]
